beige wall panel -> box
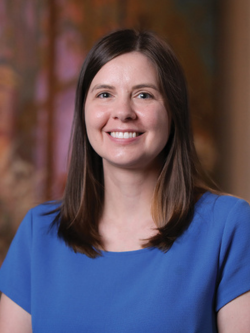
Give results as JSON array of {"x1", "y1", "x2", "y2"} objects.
[{"x1": 219, "y1": 0, "x2": 250, "y2": 201}]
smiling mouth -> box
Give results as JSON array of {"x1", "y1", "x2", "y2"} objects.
[{"x1": 109, "y1": 132, "x2": 142, "y2": 139}]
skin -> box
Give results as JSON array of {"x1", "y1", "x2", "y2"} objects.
[
  {"x1": 0, "y1": 51, "x2": 249, "y2": 332},
  {"x1": 0, "y1": 294, "x2": 32, "y2": 332},
  {"x1": 217, "y1": 291, "x2": 250, "y2": 332}
]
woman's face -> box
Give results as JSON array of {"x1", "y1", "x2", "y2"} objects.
[{"x1": 84, "y1": 51, "x2": 170, "y2": 171}]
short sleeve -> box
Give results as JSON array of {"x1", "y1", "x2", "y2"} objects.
[
  {"x1": 216, "y1": 199, "x2": 250, "y2": 311},
  {"x1": 0, "y1": 209, "x2": 33, "y2": 313}
]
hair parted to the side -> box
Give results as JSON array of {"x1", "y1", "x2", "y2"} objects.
[{"x1": 53, "y1": 29, "x2": 213, "y2": 258}]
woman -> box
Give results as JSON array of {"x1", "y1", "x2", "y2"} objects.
[{"x1": 0, "y1": 29, "x2": 249, "y2": 333}]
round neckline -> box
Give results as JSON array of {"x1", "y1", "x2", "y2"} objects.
[{"x1": 100, "y1": 247, "x2": 156, "y2": 257}]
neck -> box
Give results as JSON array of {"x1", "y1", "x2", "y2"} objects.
[
  {"x1": 104, "y1": 163, "x2": 160, "y2": 214},
  {"x1": 99, "y1": 163, "x2": 160, "y2": 251}
]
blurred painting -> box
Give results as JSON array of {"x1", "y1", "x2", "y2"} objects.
[{"x1": 0, "y1": 0, "x2": 216, "y2": 263}]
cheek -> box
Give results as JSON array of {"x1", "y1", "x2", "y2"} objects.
[
  {"x1": 85, "y1": 106, "x2": 107, "y2": 133},
  {"x1": 84, "y1": 106, "x2": 111, "y2": 152},
  {"x1": 147, "y1": 110, "x2": 170, "y2": 149},
  {"x1": 144, "y1": 108, "x2": 169, "y2": 132}
]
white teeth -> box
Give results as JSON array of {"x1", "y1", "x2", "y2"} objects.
[{"x1": 110, "y1": 132, "x2": 139, "y2": 138}]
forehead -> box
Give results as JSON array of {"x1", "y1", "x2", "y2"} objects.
[{"x1": 89, "y1": 52, "x2": 159, "y2": 86}]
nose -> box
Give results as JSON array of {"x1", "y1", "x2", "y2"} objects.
[{"x1": 112, "y1": 98, "x2": 137, "y2": 121}]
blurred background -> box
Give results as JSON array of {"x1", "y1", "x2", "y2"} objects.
[{"x1": 0, "y1": 0, "x2": 249, "y2": 263}]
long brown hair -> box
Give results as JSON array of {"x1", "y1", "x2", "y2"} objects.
[{"x1": 53, "y1": 29, "x2": 212, "y2": 257}]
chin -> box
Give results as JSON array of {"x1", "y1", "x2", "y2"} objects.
[{"x1": 103, "y1": 156, "x2": 162, "y2": 171}]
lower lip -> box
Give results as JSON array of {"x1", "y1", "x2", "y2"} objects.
[{"x1": 107, "y1": 133, "x2": 142, "y2": 144}]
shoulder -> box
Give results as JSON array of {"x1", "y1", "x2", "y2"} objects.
[
  {"x1": 13, "y1": 201, "x2": 61, "y2": 242},
  {"x1": 29, "y1": 201, "x2": 61, "y2": 216},
  {"x1": 24, "y1": 201, "x2": 61, "y2": 225},
  {"x1": 1, "y1": 201, "x2": 64, "y2": 271},
  {"x1": 195, "y1": 192, "x2": 250, "y2": 259},
  {"x1": 196, "y1": 191, "x2": 250, "y2": 223},
  {"x1": 197, "y1": 191, "x2": 249, "y2": 209},
  {"x1": 189, "y1": 191, "x2": 250, "y2": 247}
]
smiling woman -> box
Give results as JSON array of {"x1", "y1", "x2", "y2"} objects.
[{"x1": 0, "y1": 29, "x2": 250, "y2": 333}]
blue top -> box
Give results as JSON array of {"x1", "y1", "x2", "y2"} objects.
[{"x1": 0, "y1": 192, "x2": 250, "y2": 332}]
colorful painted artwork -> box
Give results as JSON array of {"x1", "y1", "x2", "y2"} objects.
[{"x1": 0, "y1": 0, "x2": 216, "y2": 262}]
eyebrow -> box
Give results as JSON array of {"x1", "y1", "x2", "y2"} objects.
[
  {"x1": 132, "y1": 84, "x2": 159, "y2": 91},
  {"x1": 90, "y1": 83, "x2": 159, "y2": 93},
  {"x1": 90, "y1": 84, "x2": 115, "y2": 93}
]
